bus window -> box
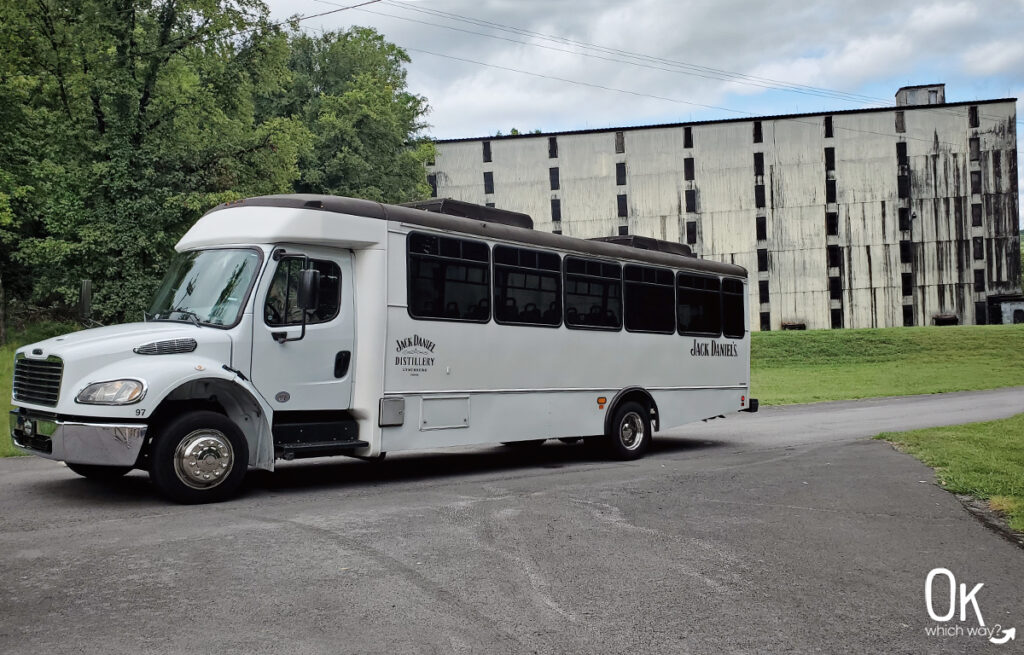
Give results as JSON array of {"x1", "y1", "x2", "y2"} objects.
[
  {"x1": 677, "y1": 273, "x2": 721, "y2": 336},
  {"x1": 494, "y1": 245, "x2": 561, "y2": 326},
  {"x1": 722, "y1": 278, "x2": 745, "y2": 338},
  {"x1": 407, "y1": 232, "x2": 490, "y2": 322},
  {"x1": 564, "y1": 257, "x2": 621, "y2": 330},
  {"x1": 265, "y1": 257, "x2": 341, "y2": 327},
  {"x1": 624, "y1": 265, "x2": 675, "y2": 334}
]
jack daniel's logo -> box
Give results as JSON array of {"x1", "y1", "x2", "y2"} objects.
[
  {"x1": 690, "y1": 341, "x2": 738, "y2": 357},
  {"x1": 395, "y1": 335, "x2": 436, "y2": 374}
]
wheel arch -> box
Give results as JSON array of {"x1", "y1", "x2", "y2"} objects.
[
  {"x1": 144, "y1": 377, "x2": 274, "y2": 471},
  {"x1": 604, "y1": 387, "x2": 660, "y2": 435}
]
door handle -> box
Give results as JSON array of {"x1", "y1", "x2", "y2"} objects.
[{"x1": 334, "y1": 351, "x2": 351, "y2": 378}]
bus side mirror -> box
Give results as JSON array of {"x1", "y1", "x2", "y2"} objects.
[
  {"x1": 78, "y1": 280, "x2": 92, "y2": 321},
  {"x1": 297, "y1": 269, "x2": 320, "y2": 311}
]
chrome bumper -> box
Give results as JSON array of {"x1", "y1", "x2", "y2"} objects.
[{"x1": 9, "y1": 411, "x2": 147, "y2": 467}]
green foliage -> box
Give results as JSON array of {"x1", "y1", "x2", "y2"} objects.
[
  {"x1": 877, "y1": 414, "x2": 1024, "y2": 532},
  {"x1": 0, "y1": 5, "x2": 432, "y2": 325},
  {"x1": 751, "y1": 324, "x2": 1024, "y2": 405}
]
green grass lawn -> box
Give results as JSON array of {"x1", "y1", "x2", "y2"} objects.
[
  {"x1": 876, "y1": 414, "x2": 1024, "y2": 532},
  {"x1": 751, "y1": 324, "x2": 1024, "y2": 405},
  {"x1": 2, "y1": 322, "x2": 77, "y2": 457}
]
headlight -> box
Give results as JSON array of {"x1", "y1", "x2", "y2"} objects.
[{"x1": 75, "y1": 379, "x2": 146, "y2": 405}]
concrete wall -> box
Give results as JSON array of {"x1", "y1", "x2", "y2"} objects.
[{"x1": 428, "y1": 98, "x2": 1020, "y2": 330}]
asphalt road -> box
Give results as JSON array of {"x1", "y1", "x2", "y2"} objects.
[{"x1": 1, "y1": 388, "x2": 1023, "y2": 655}]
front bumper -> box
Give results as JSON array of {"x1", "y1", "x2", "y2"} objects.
[{"x1": 9, "y1": 410, "x2": 147, "y2": 467}]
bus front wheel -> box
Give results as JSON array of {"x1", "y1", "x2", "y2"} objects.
[
  {"x1": 148, "y1": 410, "x2": 249, "y2": 504},
  {"x1": 606, "y1": 401, "x2": 651, "y2": 460}
]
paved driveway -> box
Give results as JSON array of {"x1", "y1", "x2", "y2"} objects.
[{"x1": 1, "y1": 388, "x2": 1022, "y2": 654}]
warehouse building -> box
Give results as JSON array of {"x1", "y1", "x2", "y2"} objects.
[{"x1": 426, "y1": 84, "x2": 1021, "y2": 330}]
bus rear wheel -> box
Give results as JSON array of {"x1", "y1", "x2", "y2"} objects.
[
  {"x1": 148, "y1": 411, "x2": 249, "y2": 504},
  {"x1": 606, "y1": 401, "x2": 651, "y2": 460}
]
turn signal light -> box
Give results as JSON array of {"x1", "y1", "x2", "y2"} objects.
[{"x1": 597, "y1": 396, "x2": 607, "y2": 409}]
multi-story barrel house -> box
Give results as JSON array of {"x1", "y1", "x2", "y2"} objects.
[{"x1": 426, "y1": 84, "x2": 1022, "y2": 330}]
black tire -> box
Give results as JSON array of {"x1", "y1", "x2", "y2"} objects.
[
  {"x1": 66, "y1": 463, "x2": 133, "y2": 480},
  {"x1": 606, "y1": 401, "x2": 651, "y2": 460},
  {"x1": 148, "y1": 410, "x2": 249, "y2": 504}
]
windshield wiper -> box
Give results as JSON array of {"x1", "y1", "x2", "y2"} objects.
[{"x1": 152, "y1": 307, "x2": 203, "y2": 327}]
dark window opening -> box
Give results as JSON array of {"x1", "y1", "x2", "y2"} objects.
[
  {"x1": 552, "y1": 229, "x2": 562, "y2": 235},
  {"x1": 408, "y1": 232, "x2": 490, "y2": 322},
  {"x1": 685, "y1": 189, "x2": 697, "y2": 213},
  {"x1": 753, "y1": 121, "x2": 763, "y2": 143},
  {"x1": 548, "y1": 136, "x2": 558, "y2": 158},
  {"x1": 624, "y1": 264, "x2": 675, "y2": 333},
  {"x1": 899, "y1": 207, "x2": 911, "y2": 231},
  {"x1": 974, "y1": 269, "x2": 985, "y2": 292},
  {"x1": 757, "y1": 248, "x2": 768, "y2": 272},
  {"x1": 827, "y1": 245, "x2": 841, "y2": 268},
  {"x1": 485, "y1": 202, "x2": 495, "y2": 208},
  {"x1": 753, "y1": 152, "x2": 764, "y2": 177},
  {"x1": 971, "y1": 203, "x2": 982, "y2": 227},
  {"x1": 824, "y1": 147, "x2": 835, "y2": 171},
  {"x1": 483, "y1": 171, "x2": 494, "y2": 194},
  {"x1": 900, "y1": 240, "x2": 912, "y2": 264},
  {"x1": 427, "y1": 173, "x2": 437, "y2": 198},
  {"x1": 975, "y1": 301, "x2": 987, "y2": 325},
  {"x1": 760, "y1": 312, "x2": 771, "y2": 331},
  {"x1": 565, "y1": 257, "x2": 622, "y2": 330},
  {"x1": 756, "y1": 216, "x2": 767, "y2": 241},
  {"x1": 903, "y1": 304, "x2": 914, "y2": 327},
  {"x1": 683, "y1": 126, "x2": 693, "y2": 148},
  {"x1": 684, "y1": 157, "x2": 695, "y2": 181},
  {"x1": 722, "y1": 278, "x2": 745, "y2": 338},
  {"x1": 969, "y1": 137, "x2": 980, "y2": 161},
  {"x1": 973, "y1": 237, "x2": 984, "y2": 260},
  {"x1": 831, "y1": 308, "x2": 843, "y2": 329},
  {"x1": 897, "y1": 175, "x2": 910, "y2": 199},
  {"x1": 824, "y1": 116, "x2": 833, "y2": 138},
  {"x1": 618, "y1": 225, "x2": 629, "y2": 236},
  {"x1": 758, "y1": 280, "x2": 770, "y2": 304},
  {"x1": 970, "y1": 171, "x2": 981, "y2": 194},
  {"x1": 550, "y1": 198, "x2": 561, "y2": 222},
  {"x1": 614, "y1": 131, "x2": 625, "y2": 153},
  {"x1": 616, "y1": 162, "x2": 627, "y2": 186},
  {"x1": 968, "y1": 106, "x2": 979, "y2": 128},
  {"x1": 482, "y1": 140, "x2": 492, "y2": 163},
  {"x1": 494, "y1": 245, "x2": 562, "y2": 327},
  {"x1": 686, "y1": 221, "x2": 697, "y2": 245},
  {"x1": 617, "y1": 194, "x2": 628, "y2": 218},
  {"x1": 755, "y1": 184, "x2": 766, "y2": 208},
  {"x1": 265, "y1": 257, "x2": 342, "y2": 327},
  {"x1": 826, "y1": 179, "x2": 837, "y2": 203},
  {"x1": 826, "y1": 212, "x2": 839, "y2": 236},
  {"x1": 896, "y1": 141, "x2": 908, "y2": 165},
  {"x1": 902, "y1": 272, "x2": 913, "y2": 297},
  {"x1": 895, "y1": 111, "x2": 905, "y2": 133},
  {"x1": 677, "y1": 273, "x2": 721, "y2": 336},
  {"x1": 549, "y1": 167, "x2": 560, "y2": 191},
  {"x1": 829, "y1": 276, "x2": 842, "y2": 300}
]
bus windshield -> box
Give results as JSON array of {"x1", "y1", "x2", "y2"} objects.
[{"x1": 148, "y1": 248, "x2": 262, "y2": 327}]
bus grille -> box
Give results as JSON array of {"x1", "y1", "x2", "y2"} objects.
[{"x1": 13, "y1": 357, "x2": 64, "y2": 407}]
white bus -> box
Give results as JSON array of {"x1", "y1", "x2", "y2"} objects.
[{"x1": 9, "y1": 195, "x2": 755, "y2": 503}]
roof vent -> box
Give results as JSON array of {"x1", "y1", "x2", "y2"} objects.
[
  {"x1": 403, "y1": 198, "x2": 533, "y2": 230},
  {"x1": 589, "y1": 235, "x2": 693, "y2": 257}
]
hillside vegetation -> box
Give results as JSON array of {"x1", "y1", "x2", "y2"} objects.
[{"x1": 751, "y1": 324, "x2": 1024, "y2": 405}]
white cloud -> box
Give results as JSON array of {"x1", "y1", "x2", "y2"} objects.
[{"x1": 962, "y1": 41, "x2": 1024, "y2": 76}]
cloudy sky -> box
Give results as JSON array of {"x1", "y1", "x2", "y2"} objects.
[{"x1": 266, "y1": 0, "x2": 1024, "y2": 142}]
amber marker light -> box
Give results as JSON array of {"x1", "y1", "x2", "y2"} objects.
[{"x1": 597, "y1": 396, "x2": 607, "y2": 409}]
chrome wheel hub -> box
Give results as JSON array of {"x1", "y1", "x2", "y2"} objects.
[
  {"x1": 173, "y1": 429, "x2": 234, "y2": 490},
  {"x1": 620, "y1": 412, "x2": 645, "y2": 450}
]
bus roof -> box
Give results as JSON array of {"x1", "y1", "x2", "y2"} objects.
[{"x1": 205, "y1": 194, "x2": 747, "y2": 279}]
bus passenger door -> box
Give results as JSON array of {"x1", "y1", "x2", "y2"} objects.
[{"x1": 250, "y1": 247, "x2": 355, "y2": 412}]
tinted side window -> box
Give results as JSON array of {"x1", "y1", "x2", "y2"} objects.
[
  {"x1": 677, "y1": 273, "x2": 721, "y2": 336},
  {"x1": 494, "y1": 245, "x2": 561, "y2": 326},
  {"x1": 624, "y1": 265, "x2": 675, "y2": 333},
  {"x1": 407, "y1": 233, "x2": 490, "y2": 322},
  {"x1": 265, "y1": 257, "x2": 341, "y2": 326},
  {"x1": 564, "y1": 257, "x2": 621, "y2": 330},
  {"x1": 722, "y1": 278, "x2": 745, "y2": 338}
]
